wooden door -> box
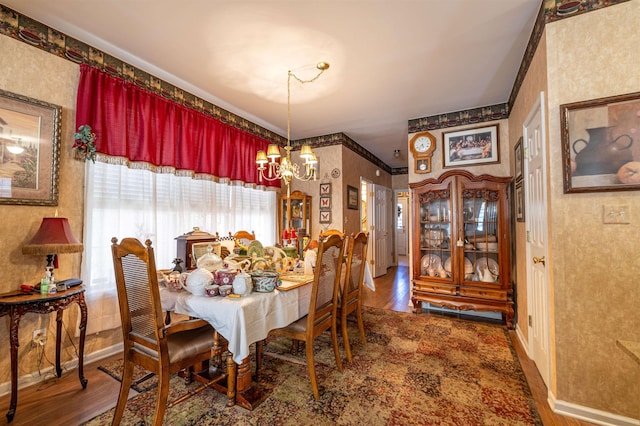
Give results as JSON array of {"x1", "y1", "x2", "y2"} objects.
[{"x1": 373, "y1": 184, "x2": 391, "y2": 277}]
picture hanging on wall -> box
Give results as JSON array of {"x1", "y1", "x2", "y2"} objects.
[
  {"x1": 320, "y1": 196, "x2": 331, "y2": 210},
  {"x1": 0, "y1": 89, "x2": 62, "y2": 206},
  {"x1": 319, "y1": 182, "x2": 331, "y2": 196},
  {"x1": 319, "y1": 210, "x2": 331, "y2": 224},
  {"x1": 514, "y1": 137, "x2": 524, "y2": 182},
  {"x1": 560, "y1": 91, "x2": 640, "y2": 193},
  {"x1": 346, "y1": 185, "x2": 359, "y2": 210},
  {"x1": 443, "y1": 124, "x2": 500, "y2": 168}
]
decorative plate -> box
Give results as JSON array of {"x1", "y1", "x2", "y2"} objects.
[
  {"x1": 420, "y1": 254, "x2": 442, "y2": 275},
  {"x1": 474, "y1": 257, "x2": 499, "y2": 276},
  {"x1": 331, "y1": 168, "x2": 341, "y2": 178},
  {"x1": 443, "y1": 257, "x2": 473, "y2": 274},
  {"x1": 247, "y1": 240, "x2": 264, "y2": 259}
]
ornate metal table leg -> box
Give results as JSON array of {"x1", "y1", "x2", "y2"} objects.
[
  {"x1": 55, "y1": 310, "x2": 63, "y2": 377},
  {"x1": 6, "y1": 307, "x2": 21, "y2": 422},
  {"x1": 78, "y1": 293, "x2": 88, "y2": 388}
]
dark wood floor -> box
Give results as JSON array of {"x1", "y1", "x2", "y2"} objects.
[{"x1": 0, "y1": 262, "x2": 595, "y2": 425}]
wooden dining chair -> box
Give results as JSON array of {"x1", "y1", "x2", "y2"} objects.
[
  {"x1": 339, "y1": 231, "x2": 369, "y2": 362},
  {"x1": 320, "y1": 229, "x2": 344, "y2": 238},
  {"x1": 111, "y1": 237, "x2": 223, "y2": 426},
  {"x1": 229, "y1": 230, "x2": 256, "y2": 248},
  {"x1": 259, "y1": 232, "x2": 346, "y2": 399}
]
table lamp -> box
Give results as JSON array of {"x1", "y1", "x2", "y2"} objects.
[{"x1": 22, "y1": 216, "x2": 83, "y2": 281}]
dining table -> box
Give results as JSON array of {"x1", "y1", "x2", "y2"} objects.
[{"x1": 159, "y1": 263, "x2": 375, "y2": 409}]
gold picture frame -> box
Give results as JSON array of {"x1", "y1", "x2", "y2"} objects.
[{"x1": 0, "y1": 89, "x2": 62, "y2": 206}]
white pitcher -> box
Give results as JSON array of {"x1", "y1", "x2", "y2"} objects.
[{"x1": 180, "y1": 268, "x2": 213, "y2": 296}]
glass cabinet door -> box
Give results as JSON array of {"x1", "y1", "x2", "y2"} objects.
[
  {"x1": 417, "y1": 188, "x2": 452, "y2": 281},
  {"x1": 461, "y1": 187, "x2": 501, "y2": 284}
]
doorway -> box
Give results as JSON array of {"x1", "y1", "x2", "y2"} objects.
[
  {"x1": 361, "y1": 179, "x2": 392, "y2": 278},
  {"x1": 395, "y1": 190, "x2": 409, "y2": 257}
]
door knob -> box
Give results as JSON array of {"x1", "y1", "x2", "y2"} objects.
[{"x1": 533, "y1": 256, "x2": 545, "y2": 266}]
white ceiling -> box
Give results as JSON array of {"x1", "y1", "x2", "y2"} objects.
[{"x1": 2, "y1": 0, "x2": 540, "y2": 169}]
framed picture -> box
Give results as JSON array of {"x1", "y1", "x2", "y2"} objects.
[
  {"x1": 560, "y1": 91, "x2": 640, "y2": 193},
  {"x1": 319, "y1": 210, "x2": 331, "y2": 224},
  {"x1": 514, "y1": 137, "x2": 524, "y2": 182},
  {"x1": 319, "y1": 196, "x2": 331, "y2": 210},
  {"x1": 346, "y1": 185, "x2": 359, "y2": 210},
  {"x1": 515, "y1": 180, "x2": 525, "y2": 222},
  {"x1": 319, "y1": 182, "x2": 331, "y2": 196},
  {"x1": 0, "y1": 89, "x2": 62, "y2": 206},
  {"x1": 443, "y1": 124, "x2": 500, "y2": 167}
]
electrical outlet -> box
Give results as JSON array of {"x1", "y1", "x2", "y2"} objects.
[{"x1": 32, "y1": 328, "x2": 47, "y2": 347}]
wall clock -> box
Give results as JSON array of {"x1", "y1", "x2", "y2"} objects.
[{"x1": 409, "y1": 131, "x2": 437, "y2": 173}]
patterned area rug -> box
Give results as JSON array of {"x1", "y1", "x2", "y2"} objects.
[
  {"x1": 86, "y1": 307, "x2": 542, "y2": 425},
  {"x1": 98, "y1": 361, "x2": 158, "y2": 393}
]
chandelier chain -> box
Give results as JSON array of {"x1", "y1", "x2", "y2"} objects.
[{"x1": 287, "y1": 67, "x2": 328, "y2": 145}]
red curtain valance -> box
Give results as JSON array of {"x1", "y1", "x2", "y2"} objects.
[{"x1": 75, "y1": 64, "x2": 279, "y2": 188}]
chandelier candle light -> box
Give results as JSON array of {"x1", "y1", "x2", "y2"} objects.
[{"x1": 255, "y1": 62, "x2": 329, "y2": 194}]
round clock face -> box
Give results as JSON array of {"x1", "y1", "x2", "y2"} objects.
[{"x1": 414, "y1": 136, "x2": 432, "y2": 153}]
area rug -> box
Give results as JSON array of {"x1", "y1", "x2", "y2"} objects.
[
  {"x1": 98, "y1": 361, "x2": 158, "y2": 393},
  {"x1": 86, "y1": 307, "x2": 542, "y2": 425}
]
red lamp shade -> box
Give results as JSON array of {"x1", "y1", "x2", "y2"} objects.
[{"x1": 22, "y1": 217, "x2": 84, "y2": 256}]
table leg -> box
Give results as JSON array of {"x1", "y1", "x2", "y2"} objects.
[
  {"x1": 77, "y1": 294, "x2": 88, "y2": 388},
  {"x1": 6, "y1": 307, "x2": 21, "y2": 423},
  {"x1": 236, "y1": 357, "x2": 252, "y2": 391},
  {"x1": 226, "y1": 356, "x2": 237, "y2": 407},
  {"x1": 226, "y1": 354, "x2": 268, "y2": 410},
  {"x1": 55, "y1": 310, "x2": 63, "y2": 377}
]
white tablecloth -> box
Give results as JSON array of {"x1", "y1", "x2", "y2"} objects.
[
  {"x1": 159, "y1": 262, "x2": 374, "y2": 364},
  {"x1": 160, "y1": 287, "x2": 308, "y2": 364}
]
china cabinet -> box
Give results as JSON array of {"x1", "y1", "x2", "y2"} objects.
[
  {"x1": 278, "y1": 191, "x2": 312, "y2": 255},
  {"x1": 409, "y1": 170, "x2": 514, "y2": 327}
]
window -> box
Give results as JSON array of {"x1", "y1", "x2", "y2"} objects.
[{"x1": 82, "y1": 161, "x2": 276, "y2": 334}]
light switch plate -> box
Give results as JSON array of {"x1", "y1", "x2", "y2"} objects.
[{"x1": 603, "y1": 205, "x2": 630, "y2": 224}]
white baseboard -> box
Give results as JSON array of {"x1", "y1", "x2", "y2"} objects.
[
  {"x1": 511, "y1": 325, "x2": 638, "y2": 426},
  {"x1": 549, "y1": 392, "x2": 640, "y2": 426},
  {"x1": 515, "y1": 322, "x2": 530, "y2": 358},
  {"x1": 0, "y1": 343, "x2": 123, "y2": 398}
]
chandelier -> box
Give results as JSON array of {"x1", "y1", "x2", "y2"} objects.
[{"x1": 255, "y1": 62, "x2": 329, "y2": 190}]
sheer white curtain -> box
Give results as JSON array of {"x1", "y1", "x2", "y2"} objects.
[{"x1": 82, "y1": 161, "x2": 277, "y2": 334}]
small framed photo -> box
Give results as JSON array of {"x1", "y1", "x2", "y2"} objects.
[
  {"x1": 0, "y1": 89, "x2": 62, "y2": 206},
  {"x1": 561, "y1": 91, "x2": 640, "y2": 193},
  {"x1": 514, "y1": 137, "x2": 524, "y2": 182},
  {"x1": 319, "y1": 182, "x2": 331, "y2": 196},
  {"x1": 346, "y1": 185, "x2": 359, "y2": 210},
  {"x1": 319, "y1": 210, "x2": 331, "y2": 224},
  {"x1": 443, "y1": 124, "x2": 500, "y2": 168},
  {"x1": 515, "y1": 180, "x2": 525, "y2": 222},
  {"x1": 320, "y1": 196, "x2": 331, "y2": 210}
]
